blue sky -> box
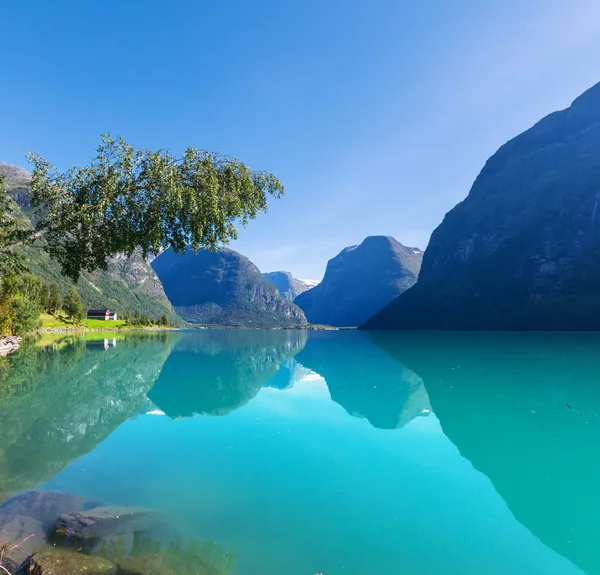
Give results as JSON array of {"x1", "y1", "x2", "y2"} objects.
[{"x1": 2, "y1": 0, "x2": 600, "y2": 279}]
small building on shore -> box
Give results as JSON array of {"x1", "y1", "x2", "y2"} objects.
[{"x1": 87, "y1": 309, "x2": 118, "y2": 321}]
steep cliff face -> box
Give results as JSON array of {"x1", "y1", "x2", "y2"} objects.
[
  {"x1": 295, "y1": 236, "x2": 422, "y2": 327},
  {"x1": 262, "y1": 271, "x2": 312, "y2": 301},
  {"x1": 0, "y1": 163, "x2": 179, "y2": 323},
  {"x1": 364, "y1": 82, "x2": 600, "y2": 330},
  {"x1": 151, "y1": 247, "x2": 307, "y2": 327}
]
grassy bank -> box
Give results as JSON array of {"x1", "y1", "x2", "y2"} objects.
[
  {"x1": 38, "y1": 313, "x2": 173, "y2": 332},
  {"x1": 40, "y1": 313, "x2": 126, "y2": 329}
]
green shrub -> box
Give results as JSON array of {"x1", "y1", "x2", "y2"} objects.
[
  {"x1": 63, "y1": 286, "x2": 86, "y2": 323},
  {"x1": 0, "y1": 273, "x2": 44, "y2": 335}
]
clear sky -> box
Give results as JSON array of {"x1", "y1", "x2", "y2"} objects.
[{"x1": 2, "y1": 0, "x2": 600, "y2": 279}]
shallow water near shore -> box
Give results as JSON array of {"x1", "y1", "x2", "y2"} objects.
[{"x1": 0, "y1": 329, "x2": 599, "y2": 574}]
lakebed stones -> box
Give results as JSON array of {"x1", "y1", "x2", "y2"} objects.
[
  {"x1": 0, "y1": 514, "x2": 45, "y2": 565},
  {"x1": 18, "y1": 547, "x2": 117, "y2": 575},
  {"x1": 0, "y1": 493, "x2": 83, "y2": 572},
  {"x1": 52, "y1": 506, "x2": 164, "y2": 541},
  {"x1": 0, "y1": 494, "x2": 171, "y2": 575},
  {"x1": 115, "y1": 554, "x2": 176, "y2": 575},
  {"x1": 0, "y1": 491, "x2": 86, "y2": 529}
]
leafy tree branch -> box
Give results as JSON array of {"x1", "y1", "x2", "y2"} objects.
[{"x1": 0, "y1": 134, "x2": 284, "y2": 280}]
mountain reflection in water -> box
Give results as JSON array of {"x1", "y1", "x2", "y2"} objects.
[
  {"x1": 0, "y1": 333, "x2": 175, "y2": 501},
  {"x1": 370, "y1": 331, "x2": 600, "y2": 575},
  {"x1": 148, "y1": 330, "x2": 308, "y2": 417},
  {"x1": 0, "y1": 330, "x2": 596, "y2": 574}
]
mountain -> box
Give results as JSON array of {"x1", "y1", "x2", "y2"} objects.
[
  {"x1": 0, "y1": 162, "x2": 30, "y2": 182},
  {"x1": 151, "y1": 247, "x2": 307, "y2": 327},
  {"x1": 294, "y1": 236, "x2": 422, "y2": 327},
  {"x1": 262, "y1": 271, "x2": 312, "y2": 300},
  {"x1": 364, "y1": 82, "x2": 600, "y2": 330},
  {"x1": 0, "y1": 163, "x2": 180, "y2": 324}
]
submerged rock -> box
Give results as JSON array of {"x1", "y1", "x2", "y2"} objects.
[
  {"x1": 0, "y1": 492, "x2": 85, "y2": 530},
  {"x1": 0, "y1": 514, "x2": 44, "y2": 565},
  {"x1": 116, "y1": 554, "x2": 176, "y2": 575},
  {"x1": 52, "y1": 506, "x2": 164, "y2": 542},
  {"x1": 2, "y1": 555, "x2": 20, "y2": 574},
  {"x1": 19, "y1": 547, "x2": 117, "y2": 575}
]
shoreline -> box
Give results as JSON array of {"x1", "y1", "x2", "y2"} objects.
[
  {"x1": 0, "y1": 336, "x2": 22, "y2": 357},
  {"x1": 1, "y1": 327, "x2": 181, "y2": 357},
  {"x1": 1, "y1": 324, "x2": 341, "y2": 358},
  {"x1": 35, "y1": 326, "x2": 182, "y2": 334}
]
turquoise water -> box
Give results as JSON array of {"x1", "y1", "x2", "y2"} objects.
[{"x1": 1, "y1": 330, "x2": 599, "y2": 574}]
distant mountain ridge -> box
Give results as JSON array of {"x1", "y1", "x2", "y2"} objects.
[
  {"x1": 0, "y1": 163, "x2": 180, "y2": 323},
  {"x1": 262, "y1": 271, "x2": 313, "y2": 300},
  {"x1": 152, "y1": 247, "x2": 307, "y2": 327},
  {"x1": 294, "y1": 235, "x2": 422, "y2": 327},
  {"x1": 363, "y1": 81, "x2": 600, "y2": 330},
  {"x1": 0, "y1": 162, "x2": 31, "y2": 182}
]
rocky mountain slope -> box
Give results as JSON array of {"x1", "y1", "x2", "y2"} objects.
[
  {"x1": 0, "y1": 162, "x2": 30, "y2": 181},
  {"x1": 151, "y1": 247, "x2": 307, "y2": 327},
  {"x1": 294, "y1": 236, "x2": 422, "y2": 327},
  {"x1": 262, "y1": 271, "x2": 312, "y2": 300},
  {"x1": 0, "y1": 163, "x2": 180, "y2": 323},
  {"x1": 364, "y1": 82, "x2": 600, "y2": 330}
]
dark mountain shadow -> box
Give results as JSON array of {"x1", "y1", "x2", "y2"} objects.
[
  {"x1": 370, "y1": 330, "x2": 600, "y2": 575},
  {"x1": 0, "y1": 333, "x2": 178, "y2": 503},
  {"x1": 296, "y1": 331, "x2": 430, "y2": 429},
  {"x1": 147, "y1": 330, "x2": 308, "y2": 418}
]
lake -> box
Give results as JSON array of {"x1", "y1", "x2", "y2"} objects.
[{"x1": 0, "y1": 329, "x2": 598, "y2": 575}]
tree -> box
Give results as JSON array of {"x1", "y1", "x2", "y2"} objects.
[
  {"x1": 2, "y1": 273, "x2": 44, "y2": 303},
  {"x1": 0, "y1": 134, "x2": 284, "y2": 280},
  {"x1": 159, "y1": 313, "x2": 169, "y2": 327},
  {"x1": 11, "y1": 296, "x2": 43, "y2": 335},
  {"x1": 0, "y1": 273, "x2": 44, "y2": 335},
  {"x1": 63, "y1": 286, "x2": 86, "y2": 323},
  {"x1": 43, "y1": 282, "x2": 63, "y2": 314}
]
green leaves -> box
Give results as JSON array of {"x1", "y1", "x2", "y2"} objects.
[
  {"x1": 63, "y1": 286, "x2": 86, "y2": 322},
  {"x1": 0, "y1": 273, "x2": 45, "y2": 335},
  {"x1": 17, "y1": 134, "x2": 284, "y2": 280}
]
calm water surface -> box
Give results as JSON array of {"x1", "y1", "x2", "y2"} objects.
[{"x1": 1, "y1": 330, "x2": 599, "y2": 575}]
